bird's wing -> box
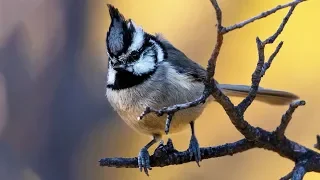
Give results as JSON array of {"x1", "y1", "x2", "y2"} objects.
[{"x1": 155, "y1": 33, "x2": 207, "y2": 83}]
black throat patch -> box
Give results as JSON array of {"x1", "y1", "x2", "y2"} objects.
[{"x1": 106, "y1": 69, "x2": 155, "y2": 90}]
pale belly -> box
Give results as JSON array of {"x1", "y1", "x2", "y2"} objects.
[
  {"x1": 106, "y1": 63, "x2": 208, "y2": 136},
  {"x1": 115, "y1": 102, "x2": 205, "y2": 136},
  {"x1": 106, "y1": 86, "x2": 206, "y2": 136}
]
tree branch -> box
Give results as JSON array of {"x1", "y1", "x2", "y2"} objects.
[
  {"x1": 292, "y1": 165, "x2": 307, "y2": 180},
  {"x1": 138, "y1": 94, "x2": 209, "y2": 134},
  {"x1": 222, "y1": 0, "x2": 306, "y2": 34},
  {"x1": 314, "y1": 135, "x2": 320, "y2": 150},
  {"x1": 264, "y1": 6, "x2": 297, "y2": 45},
  {"x1": 237, "y1": 2, "x2": 298, "y2": 114},
  {"x1": 276, "y1": 100, "x2": 306, "y2": 140},
  {"x1": 281, "y1": 171, "x2": 294, "y2": 180},
  {"x1": 100, "y1": 138, "x2": 255, "y2": 168},
  {"x1": 206, "y1": 0, "x2": 224, "y2": 82},
  {"x1": 281, "y1": 162, "x2": 307, "y2": 180},
  {"x1": 100, "y1": 0, "x2": 319, "y2": 179}
]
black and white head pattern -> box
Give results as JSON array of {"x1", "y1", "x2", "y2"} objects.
[{"x1": 106, "y1": 5, "x2": 167, "y2": 90}]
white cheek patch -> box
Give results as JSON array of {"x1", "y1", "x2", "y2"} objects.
[
  {"x1": 107, "y1": 65, "x2": 117, "y2": 85},
  {"x1": 150, "y1": 40, "x2": 164, "y2": 62},
  {"x1": 132, "y1": 55, "x2": 155, "y2": 75},
  {"x1": 130, "y1": 40, "x2": 165, "y2": 75}
]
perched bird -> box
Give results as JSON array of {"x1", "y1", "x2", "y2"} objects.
[{"x1": 104, "y1": 4, "x2": 299, "y2": 175}]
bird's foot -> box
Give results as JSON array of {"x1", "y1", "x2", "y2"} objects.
[
  {"x1": 138, "y1": 147, "x2": 151, "y2": 176},
  {"x1": 188, "y1": 135, "x2": 201, "y2": 167},
  {"x1": 154, "y1": 138, "x2": 178, "y2": 158}
]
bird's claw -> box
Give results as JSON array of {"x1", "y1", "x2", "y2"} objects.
[
  {"x1": 188, "y1": 135, "x2": 201, "y2": 167},
  {"x1": 138, "y1": 147, "x2": 151, "y2": 176}
]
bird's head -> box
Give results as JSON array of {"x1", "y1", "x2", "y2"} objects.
[{"x1": 106, "y1": 4, "x2": 166, "y2": 77}]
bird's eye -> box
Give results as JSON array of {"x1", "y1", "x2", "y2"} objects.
[{"x1": 130, "y1": 51, "x2": 140, "y2": 61}]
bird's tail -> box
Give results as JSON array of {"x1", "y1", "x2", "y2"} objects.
[{"x1": 218, "y1": 84, "x2": 299, "y2": 105}]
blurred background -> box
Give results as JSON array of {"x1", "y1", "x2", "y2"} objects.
[{"x1": 0, "y1": 0, "x2": 319, "y2": 179}]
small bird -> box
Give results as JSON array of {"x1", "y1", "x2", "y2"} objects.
[{"x1": 105, "y1": 5, "x2": 299, "y2": 175}]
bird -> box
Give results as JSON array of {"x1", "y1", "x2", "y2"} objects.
[{"x1": 104, "y1": 4, "x2": 299, "y2": 175}]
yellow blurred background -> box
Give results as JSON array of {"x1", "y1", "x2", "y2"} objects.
[{"x1": 0, "y1": 0, "x2": 319, "y2": 179}]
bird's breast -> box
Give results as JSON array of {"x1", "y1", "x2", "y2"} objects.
[{"x1": 106, "y1": 64, "x2": 207, "y2": 135}]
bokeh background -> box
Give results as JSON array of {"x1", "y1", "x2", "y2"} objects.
[{"x1": 0, "y1": 0, "x2": 319, "y2": 179}]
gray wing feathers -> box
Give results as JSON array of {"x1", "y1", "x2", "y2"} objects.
[
  {"x1": 155, "y1": 34, "x2": 299, "y2": 105},
  {"x1": 156, "y1": 34, "x2": 207, "y2": 82},
  {"x1": 219, "y1": 84, "x2": 299, "y2": 105}
]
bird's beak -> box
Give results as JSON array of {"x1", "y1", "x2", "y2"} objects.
[{"x1": 113, "y1": 64, "x2": 126, "y2": 72}]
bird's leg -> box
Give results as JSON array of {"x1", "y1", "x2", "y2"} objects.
[
  {"x1": 138, "y1": 135, "x2": 160, "y2": 176},
  {"x1": 188, "y1": 121, "x2": 201, "y2": 167}
]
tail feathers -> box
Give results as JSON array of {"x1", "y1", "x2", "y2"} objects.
[{"x1": 218, "y1": 84, "x2": 299, "y2": 105}]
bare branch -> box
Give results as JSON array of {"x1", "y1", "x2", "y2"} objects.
[
  {"x1": 291, "y1": 165, "x2": 307, "y2": 180},
  {"x1": 206, "y1": 0, "x2": 224, "y2": 83},
  {"x1": 264, "y1": 6, "x2": 296, "y2": 45},
  {"x1": 261, "y1": 41, "x2": 284, "y2": 77},
  {"x1": 237, "y1": 40, "x2": 284, "y2": 113},
  {"x1": 164, "y1": 114, "x2": 173, "y2": 134},
  {"x1": 276, "y1": 100, "x2": 306, "y2": 139},
  {"x1": 280, "y1": 171, "x2": 293, "y2": 180},
  {"x1": 138, "y1": 94, "x2": 208, "y2": 121},
  {"x1": 209, "y1": 0, "x2": 222, "y2": 26},
  {"x1": 100, "y1": 139, "x2": 255, "y2": 168},
  {"x1": 237, "y1": 38, "x2": 265, "y2": 113},
  {"x1": 281, "y1": 162, "x2": 308, "y2": 180},
  {"x1": 314, "y1": 135, "x2": 320, "y2": 150},
  {"x1": 237, "y1": 1, "x2": 297, "y2": 114},
  {"x1": 138, "y1": 94, "x2": 208, "y2": 134},
  {"x1": 209, "y1": 81, "x2": 256, "y2": 139},
  {"x1": 222, "y1": 0, "x2": 306, "y2": 34}
]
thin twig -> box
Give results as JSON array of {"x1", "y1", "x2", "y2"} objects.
[
  {"x1": 237, "y1": 38, "x2": 265, "y2": 113},
  {"x1": 205, "y1": 0, "x2": 224, "y2": 84},
  {"x1": 237, "y1": 1, "x2": 297, "y2": 114},
  {"x1": 264, "y1": 6, "x2": 297, "y2": 45},
  {"x1": 138, "y1": 94, "x2": 208, "y2": 134},
  {"x1": 164, "y1": 114, "x2": 173, "y2": 134},
  {"x1": 261, "y1": 41, "x2": 284, "y2": 77},
  {"x1": 222, "y1": 0, "x2": 306, "y2": 34},
  {"x1": 280, "y1": 171, "x2": 293, "y2": 180},
  {"x1": 281, "y1": 163, "x2": 308, "y2": 180},
  {"x1": 314, "y1": 135, "x2": 320, "y2": 150},
  {"x1": 209, "y1": 0, "x2": 222, "y2": 26},
  {"x1": 237, "y1": 41, "x2": 284, "y2": 113},
  {"x1": 292, "y1": 164, "x2": 307, "y2": 180},
  {"x1": 276, "y1": 100, "x2": 306, "y2": 139}
]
